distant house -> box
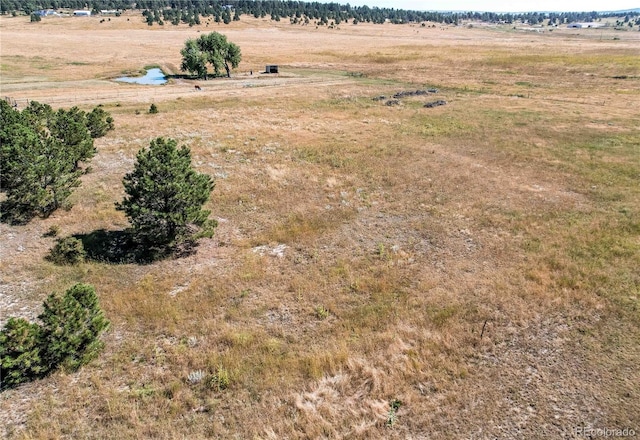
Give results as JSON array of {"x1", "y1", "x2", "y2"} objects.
[
  {"x1": 34, "y1": 9, "x2": 56, "y2": 16},
  {"x1": 567, "y1": 22, "x2": 604, "y2": 28},
  {"x1": 73, "y1": 10, "x2": 91, "y2": 16},
  {"x1": 265, "y1": 65, "x2": 279, "y2": 74}
]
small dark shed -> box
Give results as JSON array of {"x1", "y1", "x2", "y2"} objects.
[{"x1": 265, "y1": 65, "x2": 279, "y2": 74}]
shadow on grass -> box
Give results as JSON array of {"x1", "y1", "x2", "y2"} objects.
[
  {"x1": 73, "y1": 229, "x2": 198, "y2": 264},
  {"x1": 73, "y1": 229, "x2": 153, "y2": 264},
  {"x1": 166, "y1": 73, "x2": 230, "y2": 81},
  {"x1": 1, "y1": 200, "x2": 41, "y2": 226}
]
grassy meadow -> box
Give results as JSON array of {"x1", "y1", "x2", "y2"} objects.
[{"x1": 1, "y1": 11, "x2": 639, "y2": 439}]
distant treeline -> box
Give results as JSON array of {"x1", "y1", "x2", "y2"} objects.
[{"x1": 3, "y1": 0, "x2": 639, "y2": 27}]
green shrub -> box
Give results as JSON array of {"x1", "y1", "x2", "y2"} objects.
[
  {"x1": 47, "y1": 236, "x2": 86, "y2": 265},
  {"x1": 386, "y1": 399, "x2": 402, "y2": 427},
  {"x1": 43, "y1": 225, "x2": 60, "y2": 237},
  {"x1": 315, "y1": 305, "x2": 330, "y2": 320},
  {"x1": 208, "y1": 364, "x2": 230, "y2": 391},
  {"x1": 0, "y1": 101, "x2": 113, "y2": 223},
  {"x1": 149, "y1": 103, "x2": 159, "y2": 114}
]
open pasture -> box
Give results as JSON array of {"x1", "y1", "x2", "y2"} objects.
[{"x1": 1, "y1": 12, "x2": 639, "y2": 439}]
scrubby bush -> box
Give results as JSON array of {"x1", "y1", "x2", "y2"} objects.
[
  {"x1": 149, "y1": 103, "x2": 159, "y2": 114},
  {"x1": 208, "y1": 364, "x2": 230, "y2": 391},
  {"x1": 43, "y1": 225, "x2": 60, "y2": 237},
  {"x1": 47, "y1": 236, "x2": 86, "y2": 265}
]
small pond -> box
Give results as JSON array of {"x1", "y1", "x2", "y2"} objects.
[{"x1": 115, "y1": 68, "x2": 167, "y2": 85}]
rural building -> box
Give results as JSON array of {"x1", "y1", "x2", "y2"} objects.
[
  {"x1": 567, "y1": 22, "x2": 604, "y2": 28},
  {"x1": 265, "y1": 65, "x2": 279, "y2": 74},
  {"x1": 34, "y1": 9, "x2": 56, "y2": 16},
  {"x1": 73, "y1": 10, "x2": 91, "y2": 16}
]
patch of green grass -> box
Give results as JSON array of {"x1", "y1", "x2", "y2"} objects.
[
  {"x1": 426, "y1": 305, "x2": 459, "y2": 327},
  {"x1": 295, "y1": 145, "x2": 354, "y2": 169},
  {"x1": 556, "y1": 133, "x2": 640, "y2": 190},
  {"x1": 341, "y1": 269, "x2": 410, "y2": 332},
  {"x1": 366, "y1": 51, "x2": 422, "y2": 64},
  {"x1": 407, "y1": 113, "x2": 472, "y2": 138},
  {"x1": 483, "y1": 52, "x2": 640, "y2": 69}
]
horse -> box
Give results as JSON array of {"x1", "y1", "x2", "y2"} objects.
[{"x1": 194, "y1": 85, "x2": 202, "y2": 91}]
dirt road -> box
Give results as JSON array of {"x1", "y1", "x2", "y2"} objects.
[{"x1": 2, "y1": 72, "x2": 355, "y2": 108}]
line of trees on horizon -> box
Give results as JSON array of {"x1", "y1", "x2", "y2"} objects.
[{"x1": 3, "y1": 0, "x2": 639, "y2": 27}]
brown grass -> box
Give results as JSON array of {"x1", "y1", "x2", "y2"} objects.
[{"x1": 1, "y1": 11, "x2": 639, "y2": 439}]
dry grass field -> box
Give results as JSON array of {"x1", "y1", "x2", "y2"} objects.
[{"x1": 1, "y1": 11, "x2": 639, "y2": 439}]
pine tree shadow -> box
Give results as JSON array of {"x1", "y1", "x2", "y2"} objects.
[
  {"x1": 1, "y1": 200, "x2": 39, "y2": 225},
  {"x1": 73, "y1": 229, "x2": 149, "y2": 264},
  {"x1": 73, "y1": 229, "x2": 198, "y2": 264},
  {"x1": 166, "y1": 73, "x2": 230, "y2": 81}
]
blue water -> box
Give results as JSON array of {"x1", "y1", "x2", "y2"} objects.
[{"x1": 115, "y1": 68, "x2": 167, "y2": 85}]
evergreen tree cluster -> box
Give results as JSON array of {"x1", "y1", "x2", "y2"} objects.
[
  {"x1": 0, "y1": 100, "x2": 114, "y2": 224},
  {"x1": 5, "y1": 0, "x2": 637, "y2": 26},
  {"x1": 1, "y1": 0, "x2": 130, "y2": 14},
  {"x1": 138, "y1": 1, "x2": 457, "y2": 27},
  {"x1": 0, "y1": 284, "x2": 110, "y2": 390},
  {"x1": 0, "y1": 48, "x2": 217, "y2": 393}
]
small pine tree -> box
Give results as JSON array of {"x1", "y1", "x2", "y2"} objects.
[
  {"x1": 39, "y1": 284, "x2": 110, "y2": 372},
  {"x1": 0, "y1": 283, "x2": 109, "y2": 389},
  {"x1": 116, "y1": 137, "x2": 216, "y2": 255},
  {"x1": 47, "y1": 236, "x2": 86, "y2": 265},
  {"x1": 49, "y1": 106, "x2": 95, "y2": 169},
  {"x1": 0, "y1": 318, "x2": 45, "y2": 389},
  {"x1": 85, "y1": 107, "x2": 114, "y2": 138}
]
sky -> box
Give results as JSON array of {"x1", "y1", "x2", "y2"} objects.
[{"x1": 343, "y1": 0, "x2": 639, "y2": 13}]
